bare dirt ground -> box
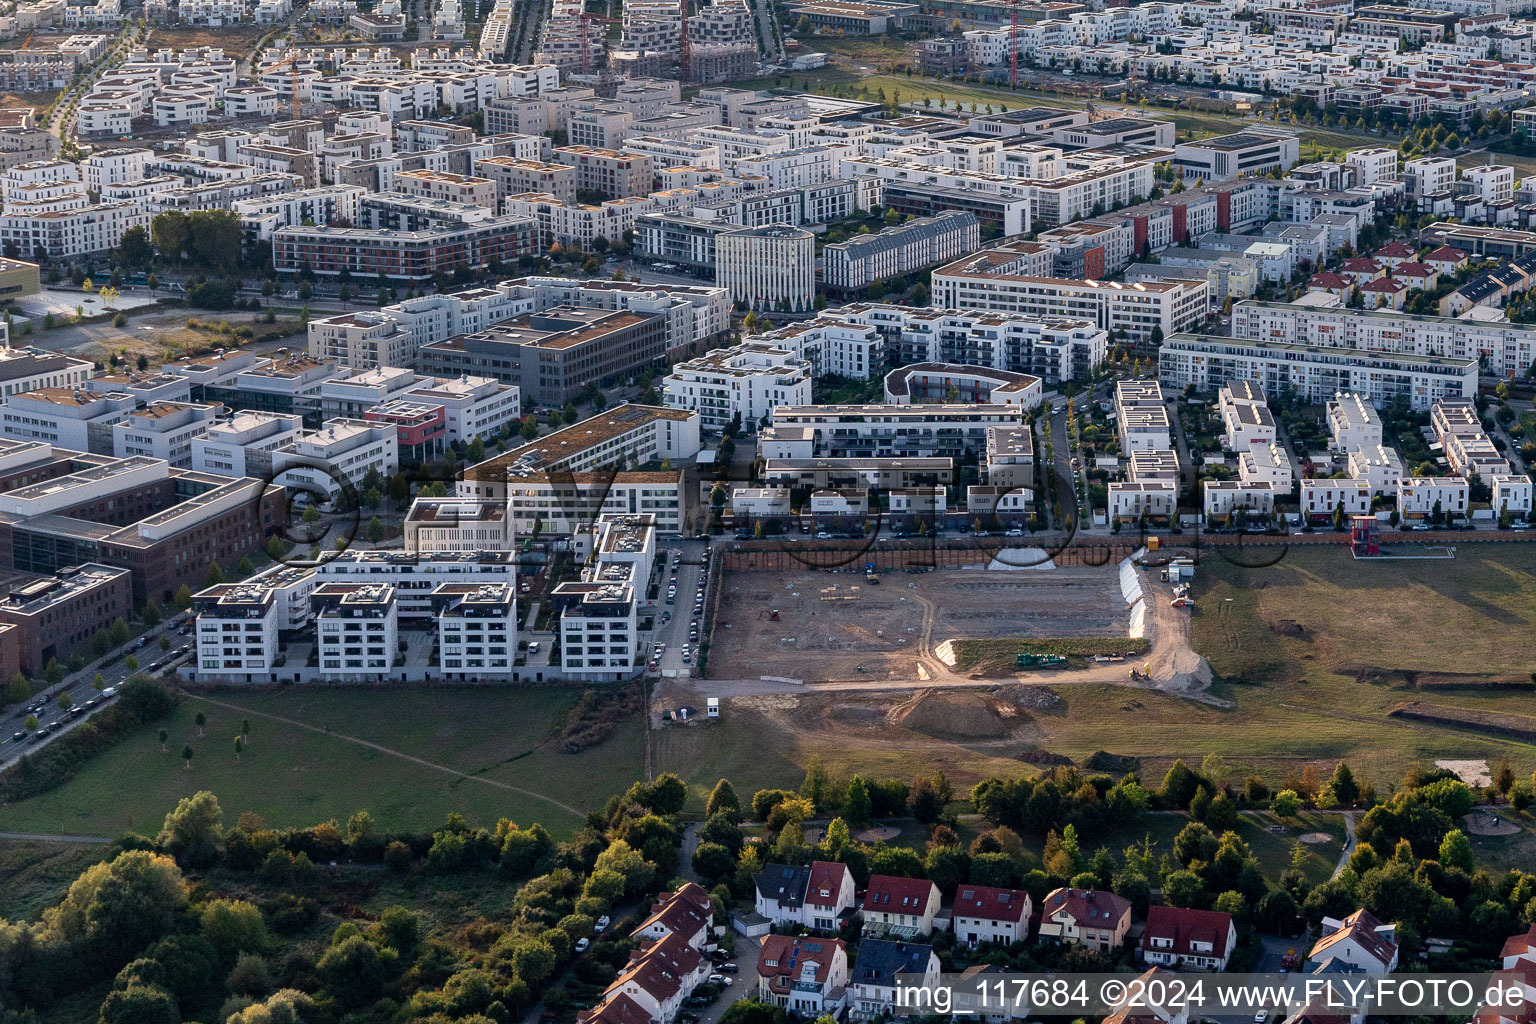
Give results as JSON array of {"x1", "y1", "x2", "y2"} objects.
[{"x1": 709, "y1": 565, "x2": 1127, "y2": 683}]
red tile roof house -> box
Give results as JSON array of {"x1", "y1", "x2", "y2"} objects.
[
  {"x1": 951, "y1": 884, "x2": 1033, "y2": 947},
  {"x1": 1308, "y1": 271, "x2": 1353, "y2": 301},
  {"x1": 753, "y1": 860, "x2": 856, "y2": 932},
  {"x1": 1140, "y1": 905, "x2": 1237, "y2": 971},
  {"x1": 755, "y1": 934, "x2": 850, "y2": 1017},
  {"x1": 1037, "y1": 888, "x2": 1132, "y2": 952},
  {"x1": 1389, "y1": 261, "x2": 1438, "y2": 290},
  {"x1": 1373, "y1": 240, "x2": 1418, "y2": 267},
  {"x1": 1338, "y1": 257, "x2": 1386, "y2": 286},
  {"x1": 1100, "y1": 969, "x2": 1189, "y2": 1024},
  {"x1": 633, "y1": 882, "x2": 714, "y2": 950},
  {"x1": 595, "y1": 931, "x2": 711, "y2": 1024},
  {"x1": 1360, "y1": 276, "x2": 1407, "y2": 310},
  {"x1": 1503, "y1": 923, "x2": 1536, "y2": 969},
  {"x1": 1305, "y1": 909, "x2": 1399, "y2": 974},
  {"x1": 860, "y1": 875, "x2": 942, "y2": 937},
  {"x1": 1422, "y1": 245, "x2": 1469, "y2": 275}
]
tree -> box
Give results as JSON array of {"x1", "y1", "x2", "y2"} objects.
[
  {"x1": 158, "y1": 728, "x2": 169, "y2": 753},
  {"x1": 98, "y1": 984, "x2": 179, "y2": 1024},
  {"x1": 57, "y1": 691, "x2": 73, "y2": 712},
  {"x1": 6, "y1": 672, "x2": 28, "y2": 704},
  {"x1": 1323, "y1": 762, "x2": 1359, "y2": 807},
  {"x1": 24, "y1": 713, "x2": 38, "y2": 731},
  {"x1": 1272, "y1": 789, "x2": 1302, "y2": 819},
  {"x1": 44, "y1": 657, "x2": 63, "y2": 684},
  {"x1": 92, "y1": 672, "x2": 106, "y2": 692},
  {"x1": 200, "y1": 898, "x2": 268, "y2": 956},
  {"x1": 157, "y1": 790, "x2": 224, "y2": 865},
  {"x1": 1163, "y1": 869, "x2": 1206, "y2": 908},
  {"x1": 182, "y1": 745, "x2": 195, "y2": 770},
  {"x1": 845, "y1": 775, "x2": 873, "y2": 827},
  {"x1": 45, "y1": 850, "x2": 187, "y2": 960},
  {"x1": 316, "y1": 934, "x2": 398, "y2": 1009},
  {"x1": 1437, "y1": 828, "x2": 1474, "y2": 872},
  {"x1": 195, "y1": 711, "x2": 206, "y2": 737},
  {"x1": 706, "y1": 778, "x2": 741, "y2": 819},
  {"x1": 367, "y1": 516, "x2": 385, "y2": 544}
]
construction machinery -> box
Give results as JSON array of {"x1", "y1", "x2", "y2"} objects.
[{"x1": 1016, "y1": 653, "x2": 1068, "y2": 668}]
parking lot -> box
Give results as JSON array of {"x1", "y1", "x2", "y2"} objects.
[{"x1": 650, "y1": 540, "x2": 712, "y2": 677}]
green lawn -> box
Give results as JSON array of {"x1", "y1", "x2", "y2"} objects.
[
  {"x1": 0, "y1": 687, "x2": 645, "y2": 839},
  {"x1": 0, "y1": 840, "x2": 107, "y2": 919}
]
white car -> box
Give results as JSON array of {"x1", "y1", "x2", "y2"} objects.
[
  {"x1": 576, "y1": 937, "x2": 590, "y2": 953},
  {"x1": 595, "y1": 915, "x2": 611, "y2": 933}
]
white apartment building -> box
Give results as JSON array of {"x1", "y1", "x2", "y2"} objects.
[
  {"x1": 315, "y1": 550, "x2": 517, "y2": 617},
  {"x1": 1491, "y1": 474, "x2": 1534, "y2": 519},
  {"x1": 663, "y1": 343, "x2": 811, "y2": 433},
  {"x1": 313, "y1": 582, "x2": 399, "y2": 679},
  {"x1": 1300, "y1": 479, "x2": 1371, "y2": 520},
  {"x1": 404, "y1": 498, "x2": 511, "y2": 553},
  {"x1": 191, "y1": 410, "x2": 304, "y2": 478},
  {"x1": 308, "y1": 311, "x2": 419, "y2": 370},
  {"x1": 272, "y1": 418, "x2": 399, "y2": 502},
  {"x1": 0, "y1": 199, "x2": 150, "y2": 259},
  {"x1": 0, "y1": 388, "x2": 136, "y2": 453},
  {"x1": 1203, "y1": 479, "x2": 1276, "y2": 518},
  {"x1": 1217, "y1": 380, "x2": 1276, "y2": 451},
  {"x1": 716, "y1": 224, "x2": 815, "y2": 314},
  {"x1": 731, "y1": 486, "x2": 791, "y2": 518},
  {"x1": 1158, "y1": 335, "x2": 1478, "y2": 413},
  {"x1": 822, "y1": 211, "x2": 980, "y2": 291},
  {"x1": 1231, "y1": 301, "x2": 1536, "y2": 382},
  {"x1": 320, "y1": 366, "x2": 427, "y2": 419},
  {"x1": 1397, "y1": 476, "x2": 1469, "y2": 520},
  {"x1": 1116, "y1": 380, "x2": 1171, "y2": 453},
  {"x1": 1327, "y1": 392, "x2": 1384, "y2": 452},
  {"x1": 1108, "y1": 480, "x2": 1178, "y2": 522},
  {"x1": 434, "y1": 581, "x2": 517, "y2": 680},
  {"x1": 407, "y1": 375, "x2": 521, "y2": 443},
  {"x1": 931, "y1": 262, "x2": 1206, "y2": 343},
  {"x1": 111, "y1": 401, "x2": 219, "y2": 467},
  {"x1": 1347, "y1": 444, "x2": 1406, "y2": 496},
  {"x1": 192, "y1": 581, "x2": 285, "y2": 682},
  {"x1": 1404, "y1": 156, "x2": 1457, "y2": 197},
  {"x1": 82, "y1": 147, "x2": 152, "y2": 191},
  {"x1": 1431, "y1": 398, "x2": 1510, "y2": 478},
  {"x1": 556, "y1": 578, "x2": 638, "y2": 680},
  {"x1": 1345, "y1": 148, "x2": 1398, "y2": 187},
  {"x1": 504, "y1": 471, "x2": 685, "y2": 535}
]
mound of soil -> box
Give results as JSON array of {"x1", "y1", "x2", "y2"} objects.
[
  {"x1": 1017, "y1": 748, "x2": 1074, "y2": 766},
  {"x1": 829, "y1": 704, "x2": 885, "y2": 727},
  {"x1": 889, "y1": 689, "x2": 1025, "y2": 738},
  {"x1": 996, "y1": 684, "x2": 1064, "y2": 711},
  {"x1": 1269, "y1": 619, "x2": 1309, "y2": 639},
  {"x1": 1084, "y1": 751, "x2": 1140, "y2": 774}
]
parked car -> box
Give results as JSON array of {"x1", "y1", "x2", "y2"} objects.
[
  {"x1": 717, "y1": 963, "x2": 738, "y2": 974},
  {"x1": 575, "y1": 938, "x2": 590, "y2": 953},
  {"x1": 594, "y1": 915, "x2": 610, "y2": 933}
]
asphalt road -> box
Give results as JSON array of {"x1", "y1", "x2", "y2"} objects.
[{"x1": 0, "y1": 611, "x2": 196, "y2": 770}]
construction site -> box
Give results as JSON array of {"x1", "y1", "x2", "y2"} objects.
[{"x1": 706, "y1": 562, "x2": 1131, "y2": 683}]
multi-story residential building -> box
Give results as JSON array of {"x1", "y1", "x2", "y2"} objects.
[
  {"x1": 192, "y1": 579, "x2": 289, "y2": 683},
  {"x1": 460, "y1": 405, "x2": 700, "y2": 501},
  {"x1": 312, "y1": 582, "x2": 399, "y2": 679},
  {"x1": 1116, "y1": 380, "x2": 1171, "y2": 453},
  {"x1": 1217, "y1": 380, "x2": 1276, "y2": 451},
  {"x1": 1492, "y1": 474, "x2": 1533, "y2": 520},
  {"x1": 883, "y1": 364, "x2": 1042, "y2": 408},
  {"x1": 313, "y1": 550, "x2": 516, "y2": 618},
  {"x1": 553, "y1": 572, "x2": 638, "y2": 680},
  {"x1": 272, "y1": 215, "x2": 537, "y2": 281},
  {"x1": 272, "y1": 418, "x2": 399, "y2": 502},
  {"x1": 1108, "y1": 479, "x2": 1178, "y2": 523},
  {"x1": 552, "y1": 145, "x2": 653, "y2": 199},
  {"x1": 307, "y1": 312, "x2": 419, "y2": 372},
  {"x1": 190, "y1": 411, "x2": 304, "y2": 479},
  {"x1": 1398, "y1": 476, "x2": 1470, "y2": 520},
  {"x1": 765, "y1": 404, "x2": 1021, "y2": 460},
  {"x1": 663, "y1": 344, "x2": 811, "y2": 433},
  {"x1": 404, "y1": 498, "x2": 510, "y2": 553},
  {"x1": 983, "y1": 424, "x2": 1036, "y2": 491},
  {"x1": 1173, "y1": 131, "x2": 1300, "y2": 182},
  {"x1": 762, "y1": 457, "x2": 953, "y2": 491},
  {"x1": 406, "y1": 375, "x2": 521, "y2": 444},
  {"x1": 1232, "y1": 301, "x2": 1536, "y2": 381},
  {"x1": 849, "y1": 940, "x2": 939, "y2": 1022},
  {"x1": 1157, "y1": 335, "x2": 1478, "y2": 412},
  {"x1": 931, "y1": 258, "x2": 1206, "y2": 342},
  {"x1": 111, "y1": 401, "x2": 219, "y2": 467},
  {"x1": 1300, "y1": 478, "x2": 1372, "y2": 521},
  {"x1": 0, "y1": 198, "x2": 150, "y2": 259},
  {"x1": 1432, "y1": 398, "x2": 1510, "y2": 478},
  {"x1": 1203, "y1": 479, "x2": 1277, "y2": 519},
  {"x1": 1328, "y1": 392, "x2": 1385, "y2": 451},
  {"x1": 433, "y1": 581, "x2": 517, "y2": 679},
  {"x1": 1346, "y1": 444, "x2": 1405, "y2": 497},
  {"x1": 716, "y1": 224, "x2": 816, "y2": 313},
  {"x1": 474, "y1": 156, "x2": 578, "y2": 203},
  {"x1": 319, "y1": 367, "x2": 429, "y2": 420},
  {"x1": 822, "y1": 211, "x2": 980, "y2": 292}
]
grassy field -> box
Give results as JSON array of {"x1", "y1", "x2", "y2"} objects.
[
  {"x1": 0, "y1": 687, "x2": 645, "y2": 839},
  {"x1": 0, "y1": 840, "x2": 107, "y2": 919},
  {"x1": 950, "y1": 637, "x2": 1150, "y2": 674}
]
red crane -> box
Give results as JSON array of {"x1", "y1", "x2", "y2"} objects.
[
  {"x1": 679, "y1": 0, "x2": 691, "y2": 84},
  {"x1": 579, "y1": 11, "x2": 620, "y2": 72},
  {"x1": 1009, "y1": 0, "x2": 1019, "y2": 87}
]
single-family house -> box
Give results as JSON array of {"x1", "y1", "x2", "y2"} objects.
[
  {"x1": 1140, "y1": 905, "x2": 1237, "y2": 971},
  {"x1": 598, "y1": 931, "x2": 711, "y2": 1024},
  {"x1": 756, "y1": 934, "x2": 850, "y2": 1017},
  {"x1": 754, "y1": 860, "x2": 856, "y2": 932},
  {"x1": 1372, "y1": 241, "x2": 1417, "y2": 267},
  {"x1": 1360, "y1": 277, "x2": 1407, "y2": 309},
  {"x1": 1037, "y1": 888, "x2": 1132, "y2": 952},
  {"x1": 861, "y1": 874, "x2": 942, "y2": 937},
  {"x1": 951, "y1": 884, "x2": 1032, "y2": 948},
  {"x1": 1390, "y1": 261, "x2": 1437, "y2": 290},
  {"x1": 849, "y1": 939, "x2": 939, "y2": 1021},
  {"x1": 1422, "y1": 245, "x2": 1469, "y2": 276},
  {"x1": 633, "y1": 882, "x2": 713, "y2": 950},
  {"x1": 1502, "y1": 924, "x2": 1536, "y2": 969},
  {"x1": 1306, "y1": 908, "x2": 1400, "y2": 974}
]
